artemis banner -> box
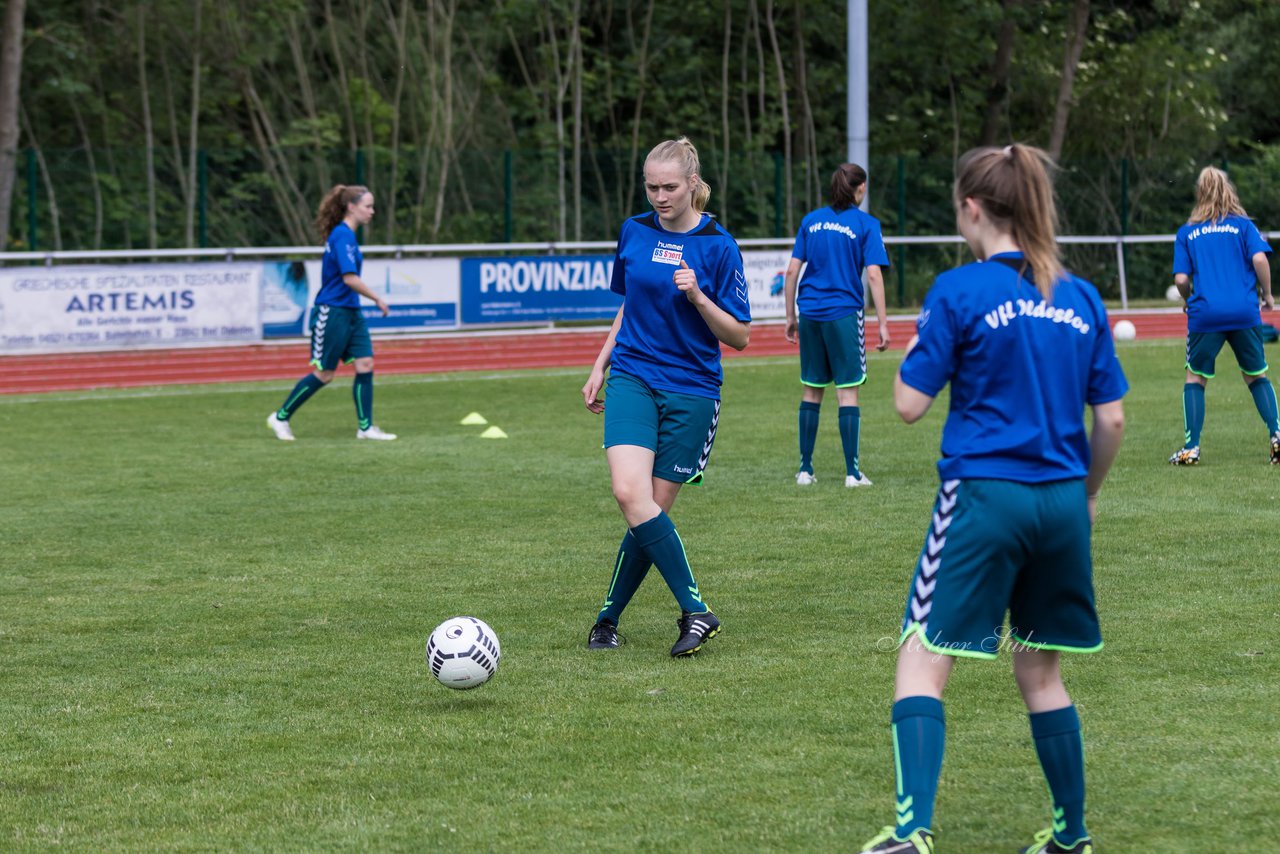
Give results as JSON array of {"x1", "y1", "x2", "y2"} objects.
[
  {"x1": 0, "y1": 263, "x2": 261, "y2": 354},
  {"x1": 0, "y1": 249, "x2": 791, "y2": 355}
]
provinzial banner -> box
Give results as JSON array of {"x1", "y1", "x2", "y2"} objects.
[
  {"x1": 460, "y1": 255, "x2": 621, "y2": 324},
  {"x1": 0, "y1": 262, "x2": 262, "y2": 354}
]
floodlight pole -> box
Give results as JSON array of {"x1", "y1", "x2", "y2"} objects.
[{"x1": 848, "y1": 0, "x2": 869, "y2": 211}]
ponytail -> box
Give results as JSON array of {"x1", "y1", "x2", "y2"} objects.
[
  {"x1": 955, "y1": 144, "x2": 1062, "y2": 302},
  {"x1": 829, "y1": 163, "x2": 867, "y2": 213},
  {"x1": 314, "y1": 184, "x2": 370, "y2": 242},
  {"x1": 646, "y1": 136, "x2": 711, "y2": 214}
]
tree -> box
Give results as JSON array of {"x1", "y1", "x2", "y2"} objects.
[
  {"x1": 1048, "y1": 0, "x2": 1090, "y2": 161},
  {"x1": 979, "y1": 0, "x2": 1019, "y2": 146},
  {"x1": 0, "y1": 0, "x2": 25, "y2": 248}
]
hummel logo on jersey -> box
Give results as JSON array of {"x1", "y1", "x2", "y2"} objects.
[
  {"x1": 651, "y1": 239, "x2": 683, "y2": 265},
  {"x1": 734, "y1": 269, "x2": 748, "y2": 302}
]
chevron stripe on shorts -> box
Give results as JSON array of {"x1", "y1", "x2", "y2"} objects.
[
  {"x1": 695, "y1": 399, "x2": 721, "y2": 475},
  {"x1": 905, "y1": 478, "x2": 960, "y2": 635},
  {"x1": 310, "y1": 305, "x2": 330, "y2": 365},
  {"x1": 856, "y1": 309, "x2": 867, "y2": 374}
]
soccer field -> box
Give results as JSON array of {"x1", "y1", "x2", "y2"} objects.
[{"x1": 1, "y1": 340, "x2": 1276, "y2": 851}]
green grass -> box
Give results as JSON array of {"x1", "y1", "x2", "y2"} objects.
[{"x1": 1, "y1": 341, "x2": 1277, "y2": 851}]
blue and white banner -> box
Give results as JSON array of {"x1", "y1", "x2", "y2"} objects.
[
  {"x1": 460, "y1": 255, "x2": 620, "y2": 324},
  {"x1": 265, "y1": 257, "x2": 461, "y2": 338},
  {"x1": 0, "y1": 262, "x2": 261, "y2": 353},
  {"x1": 0, "y1": 249, "x2": 787, "y2": 354},
  {"x1": 741, "y1": 249, "x2": 792, "y2": 320}
]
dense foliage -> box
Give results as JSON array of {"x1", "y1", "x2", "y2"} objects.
[{"x1": 5, "y1": 0, "x2": 1280, "y2": 298}]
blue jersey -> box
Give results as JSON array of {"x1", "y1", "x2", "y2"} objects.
[
  {"x1": 1173, "y1": 215, "x2": 1271, "y2": 333},
  {"x1": 899, "y1": 253, "x2": 1129, "y2": 483},
  {"x1": 317, "y1": 223, "x2": 362, "y2": 308},
  {"x1": 609, "y1": 212, "x2": 751, "y2": 399},
  {"x1": 791, "y1": 206, "x2": 890, "y2": 321}
]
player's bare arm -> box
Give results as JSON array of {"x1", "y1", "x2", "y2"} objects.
[
  {"x1": 782, "y1": 257, "x2": 803, "y2": 344},
  {"x1": 582, "y1": 306, "x2": 624, "y2": 413},
  {"x1": 342, "y1": 272, "x2": 390, "y2": 316}
]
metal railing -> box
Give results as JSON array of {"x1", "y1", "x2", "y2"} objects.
[{"x1": 4, "y1": 231, "x2": 1275, "y2": 310}]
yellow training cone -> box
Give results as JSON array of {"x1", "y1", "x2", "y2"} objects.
[
  {"x1": 460, "y1": 412, "x2": 488, "y2": 425},
  {"x1": 479, "y1": 426, "x2": 508, "y2": 439}
]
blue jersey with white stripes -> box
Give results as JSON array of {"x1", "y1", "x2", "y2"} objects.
[
  {"x1": 609, "y1": 212, "x2": 751, "y2": 399},
  {"x1": 899, "y1": 253, "x2": 1129, "y2": 483}
]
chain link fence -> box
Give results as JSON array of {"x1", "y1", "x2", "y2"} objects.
[{"x1": 7, "y1": 147, "x2": 1279, "y2": 305}]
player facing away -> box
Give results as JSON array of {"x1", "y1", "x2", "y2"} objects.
[
  {"x1": 266, "y1": 185, "x2": 397, "y2": 442},
  {"x1": 1167, "y1": 166, "x2": 1277, "y2": 465},
  {"x1": 857, "y1": 145, "x2": 1127, "y2": 854},
  {"x1": 580, "y1": 136, "x2": 751, "y2": 657},
  {"x1": 783, "y1": 163, "x2": 891, "y2": 487}
]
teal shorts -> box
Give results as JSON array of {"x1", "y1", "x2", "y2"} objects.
[
  {"x1": 899, "y1": 478, "x2": 1101, "y2": 659},
  {"x1": 309, "y1": 305, "x2": 373, "y2": 371},
  {"x1": 1185, "y1": 328, "x2": 1268, "y2": 379},
  {"x1": 603, "y1": 371, "x2": 720, "y2": 485},
  {"x1": 799, "y1": 312, "x2": 866, "y2": 388}
]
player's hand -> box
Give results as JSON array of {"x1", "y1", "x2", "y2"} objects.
[
  {"x1": 674, "y1": 260, "x2": 704, "y2": 305},
  {"x1": 582, "y1": 370, "x2": 605, "y2": 414},
  {"x1": 784, "y1": 318, "x2": 798, "y2": 344},
  {"x1": 1087, "y1": 492, "x2": 1098, "y2": 525},
  {"x1": 375, "y1": 298, "x2": 390, "y2": 317},
  {"x1": 876, "y1": 320, "x2": 891, "y2": 351},
  {"x1": 1263, "y1": 293, "x2": 1275, "y2": 311}
]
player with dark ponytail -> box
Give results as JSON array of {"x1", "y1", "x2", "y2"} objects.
[
  {"x1": 857, "y1": 144, "x2": 1127, "y2": 854},
  {"x1": 267, "y1": 184, "x2": 397, "y2": 442},
  {"x1": 783, "y1": 162, "x2": 891, "y2": 487}
]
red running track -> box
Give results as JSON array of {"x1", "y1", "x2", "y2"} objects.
[{"x1": 0, "y1": 311, "x2": 1188, "y2": 395}]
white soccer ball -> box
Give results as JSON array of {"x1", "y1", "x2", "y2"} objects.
[
  {"x1": 1166, "y1": 284, "x2": 1182, "y2": 301},
  {"x1": 426, "y1": 616, "x2": 501, "y2": 690},
  {"x1": 1113, "y1": 319, "x2": 1137, "y2": 341}
]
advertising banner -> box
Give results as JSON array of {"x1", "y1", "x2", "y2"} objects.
[
  {"x1": 0, "y1": 263, "x2": 261, "y2": 354},
  {"x1": 264, "y1": 257, "x2": 461, "y2": 338},
  {"x1": 740, "y1": 249, "x2": 792, "y2": 320},
  {"x1": 460, "y1": 255, "x2": 621, "y2": 324}
]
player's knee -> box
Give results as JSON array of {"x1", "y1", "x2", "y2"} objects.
[
  {"x1": 611, "y1": 483, "x2": 642, "y2": 512},
  {"x1": 314, "y1": 370, "x2": 335, "y2": 384}
]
